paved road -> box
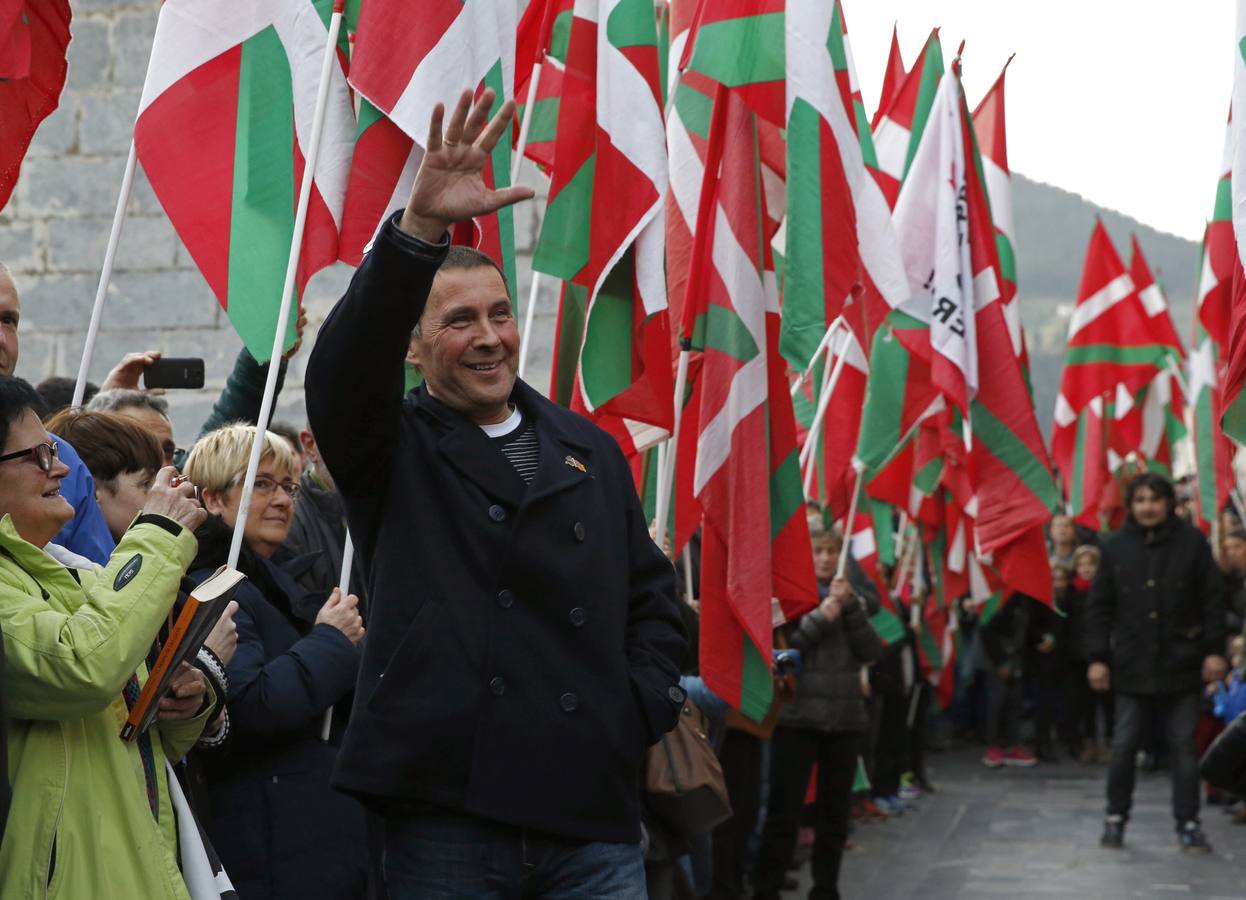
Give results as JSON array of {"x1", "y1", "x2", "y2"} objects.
[{"x1": 795, "y1": 749, "x2": 1243, "y2": 900}]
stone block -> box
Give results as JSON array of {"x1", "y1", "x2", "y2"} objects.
[
  {"x1": 78, "y1": 89, "x2": 141, "y2": 157},
  {"x1": 127, "y1": 166, "x2": 165, "y2": 218},
  {"x1": 162, "y1": 327, "x2": 239, "y2": 378},
  {"x1": 14, "y1": 273, "x2": 97, "y2": 332},
  {"x1": 18, "y1": 156, "x2": 132, "y2": 218},
  {"x1": 65, "y1": 18, "x2": 113, "y2": 92},
  {"x1": 0, "y1": 221, "x2": 45, "y2": 274},
  {"x1": 110, "y1": 12, "x2": 159, "y2": 89},
  {"x1": 13, "y1": 332, "x2": 59, "y2": 382},
  {"x1": 74, "y1": 0, "x2": 156, "y2": 12},
  {"x1": 116, "y1": 216, "x2": 181, "y2": 270},
  {"x1": 61, "y1": 326, "x2": 168, "y2": 385},
  {"x1": 25, "y1": 98, "x2": 79, "y2": 158},
  {"x1": 106, "y1": 270, "x2": 218, "y2": 329},
  {"x1": 45, "y1": 217, "x2": 113, "y2": 274}
]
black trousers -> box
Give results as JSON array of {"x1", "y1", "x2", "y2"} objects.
[
  {"x1": 1067, "y1": 660, "x2": 1114, "y2": 744},
  {"x1": 707, "y1": 729, "x2": 763, "y2": 900},
  {"x1": 753, "y1": 727, "x2": 861, "y2": 900},
  {"x1": 1106, "y1": 691, "x2": 1201, "y2": 826},
  {"x1": 870, "y1": 651, "x2": 907, "y2": 797}
]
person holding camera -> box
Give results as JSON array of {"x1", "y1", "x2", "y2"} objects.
[{"x1": 752, "y1": 527, "x2": 883, "y2": 900}]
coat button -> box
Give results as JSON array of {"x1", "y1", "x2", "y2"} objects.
[
  {"x1": 490, "y1": 676, "x2": 506, "y2": 696},
  {"x1": 560, "y1": 692, "x2": 579, "y2": 712},
  {"x1": 498, "y1": 589, "x2": 515, "y2": 609},
  {"x1": 569, "y1": 607, "x2": 586, "y2": 627},
  {"x1": 1149, "y1": 611, "x2": 1158, "y2": 620},
  {"x1": 668, "y1": 686, "x2": 686, "y2": 704},
  {"x1": 573, "y1": 522, "x2": 586, "y2": 541},
  {"x1": 489, "y1": 505, "x2": 506, "y2": 522},
  {"x1": 1146, "y1": 578, "x2": 1155, "y2": 588}
]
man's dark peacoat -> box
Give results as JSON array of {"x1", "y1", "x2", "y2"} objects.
[
  {"x1": 305, "y1": 216, "x2": 688, "y2": 844},
  {"x1": 1085, "y1": 513, "x2": 1226, "y2": 696}
]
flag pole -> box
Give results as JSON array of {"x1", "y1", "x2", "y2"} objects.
[
  {"x1": 801, "y1": 332, "x2": 850, "y2": 495},
  {"x1": 653, "y1": 342, "x2": 691, "y2": 554},
  {"x1": 322, "y1": 530, "x2": 354, "y2": 742},
  {"x1": 835, "y1": 467, "x2": 862, "y2": 580},
  {"x1": 790, "y1": 316, "x2": 844, "y2": 399},
  {"x1": 228, "y1": 0, "x2": 346, "y2": 570},
  {"x1": 511, "y1": 60, "x2": 542, "y2": 184},
  {"x1": 516, "y1": 272, "x2": 543, "y2": 379},
  {"x1": 73, "y1": 141, "x2": 138, "y2": 406}
]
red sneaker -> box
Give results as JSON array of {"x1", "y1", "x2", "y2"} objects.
[
  {"x1": 982, "y1": 746, "x2": 1005, "y2": 768},
  {"x1": 1003, "y1": 745, "x2": 1038, "y2": 767}
]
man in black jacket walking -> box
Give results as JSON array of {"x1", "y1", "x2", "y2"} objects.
[
  {"x1": 1086, "y1": 472, "x2": 1227, "y2": 852},
  {"x1": 306, "y1": 89, "x2": 687, "y2": 898}
]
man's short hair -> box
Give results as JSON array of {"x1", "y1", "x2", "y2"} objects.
[
  {"x1": 36, "y1": 376, "x2": 97, "y2": 419},
  {"x1": 0, "y1": 375, "x2": 41, "y2": 452},
  {"x1": 43, "y1": 408, "x2": 162, "y2": 483},
  {"x1": 268, "y1": 420, "x2": 302, "y2": 454},
  {"x1": 1124, "y1": 471, "x2": 1176, "y2": 508},
  {"x1": 88, "y1": 388, "x2": 169, "y2": 417},
  {"x1": 183, "y1": 423, "x2": 298, "y2": 495}
]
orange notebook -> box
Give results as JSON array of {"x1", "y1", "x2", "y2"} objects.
[{"x1": 120, "y1": 565, "x2": 247, "y2": 743}]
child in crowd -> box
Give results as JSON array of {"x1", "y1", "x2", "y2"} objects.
[{"x1": 1064, "y1": 545, "x2": 1112, "y2": 763}]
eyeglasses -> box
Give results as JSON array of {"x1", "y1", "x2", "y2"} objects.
[
  {"x1": 251, "y1": 475, "x2": 300, "y2": 500},
  {"x1": 0, "y1": 440, "x2": 59, "y2": 475}
]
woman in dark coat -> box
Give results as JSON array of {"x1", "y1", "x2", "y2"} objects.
[{"x1": 184, "y1": 424, "x2": 368, "y2": 900}]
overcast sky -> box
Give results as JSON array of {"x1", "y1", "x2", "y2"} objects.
[{"x1": 844, "y1": 1, "x2": 1232, "y2": 242}]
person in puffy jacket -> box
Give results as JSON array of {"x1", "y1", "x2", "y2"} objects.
[{"x1": 752, "y1": 528, "x2": 883, "y2": 900}]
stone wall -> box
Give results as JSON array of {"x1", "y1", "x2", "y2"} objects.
[{"x1": 0, "y1": 0, "x2": 557, "y2": 443}]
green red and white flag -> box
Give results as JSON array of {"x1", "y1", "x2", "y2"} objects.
[
  {"x1": 339, "y1": 0, "x2": 517, "y2": 290},
  {"x1": 135, "y1": 0, "x2": 356, "y2": 362},
  {"x1": 871, "y1": 28, "x2": 943, "y2": 208},
  {"x1": 971, "y1": 56, "x2": 1029, "y2": 370},
  {"x1": 870, "y1": 23, "x2": 907, "y2": 130},
  {"x1": 514, "y1": 0, "x2": 575, "y2": 172},
  {"x1": 847, "y1": 510, "x2": 906, "y2": 646},
  {"x1": 678, "y1": 86, "x2": 817, "y2": 720},
  {"x1": 534, "y1": 0, "x2": 673, "y2": 453},
  {"x1": 1052, "y1": 222, "x2": 1170, "y2": 487},
  {"x1": 1221, "y1": 4, "x2": 1246, "y2": 442},
  {"x1": 1191, "y1": 111, "x2": 1237, "y2": 531},
  {"x1": 780, "y1": 0, "x2": 907, "y2": 376}
]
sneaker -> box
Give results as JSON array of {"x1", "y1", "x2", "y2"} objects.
[
  {"x1": 1100, "y1": 815, "x2": 1125, "y2": 848},
  {"x1": 1003, "y1": 746, "x2": 1038, "y2": 767},
  {"x1": 1177, "y1": 821, "x2": 1212, "y2": 853},
  {"x1": 982, "y1": 746, "x2": 1005, "y2": 768}
]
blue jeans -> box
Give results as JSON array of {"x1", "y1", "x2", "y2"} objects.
[{"x1": 382, "y1": 810, "x2": 646, "y2": 899}]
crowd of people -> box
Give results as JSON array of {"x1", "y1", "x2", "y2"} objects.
[{"x1": 0, "y1": 88, "x2": 1244, "y2": 900}]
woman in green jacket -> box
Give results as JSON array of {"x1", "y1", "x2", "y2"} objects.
[{"x1": 0, "y1": 375, "x2": 214, "y2": 899}]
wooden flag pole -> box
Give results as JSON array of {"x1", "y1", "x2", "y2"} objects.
[
  {"x1": 228, "y1": 1, "x2": 345, "y2": 570},
  {"x1": 321, "y1": 531, "x2": 354, "y2": 742},
  {"x1": 73, "y1": 141, "x2": 138, "y2": 406}
]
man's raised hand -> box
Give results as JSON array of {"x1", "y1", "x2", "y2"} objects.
[{"x1": 399, "y1": 88, "x2": 536, "y2": 243}]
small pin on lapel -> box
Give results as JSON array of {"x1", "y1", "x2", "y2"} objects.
[{"x1": 564, "y1": 454, "x2": 586, "y2": 473}]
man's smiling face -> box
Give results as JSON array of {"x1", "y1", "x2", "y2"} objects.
[{"x1": 410, "y1": 265, "x2": 519, "y2": 425}]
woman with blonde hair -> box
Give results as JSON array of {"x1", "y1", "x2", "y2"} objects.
[{"x1": 183, "y1": 424, "x2": 369, "y2": 899}]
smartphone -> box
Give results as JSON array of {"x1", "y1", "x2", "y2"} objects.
[{"x1": 143, "y1": 358, "x2": 205, "y2": 390}]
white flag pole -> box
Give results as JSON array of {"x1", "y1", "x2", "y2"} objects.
[
  {"x1": 511, "y1": 61, "x2": 542, "y2": 184},
  {"x1": 73, "y1": 141, "x2": 138, "y2": 406},
  {"x1": 321, "y1": 531, "x2": 354, "y2": 742},
  {"x1": 516, "y1": 271, "x2": 543, "y2": 380},
  {"x1": 790, "y1": 316, "x2": 844, "y2": 399},
  {"x1": 653, "y1": 345, "x2": 690, "y2": 554},
  {"x1": 835, "y1": 467, "x2": 862, "y2": 581},
  {"x1": 228, "y1": 2, "x2": 345, "y2": 570},
  {"x1": 801, "y1": 334, "x2": 850, "y2": 496}
]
